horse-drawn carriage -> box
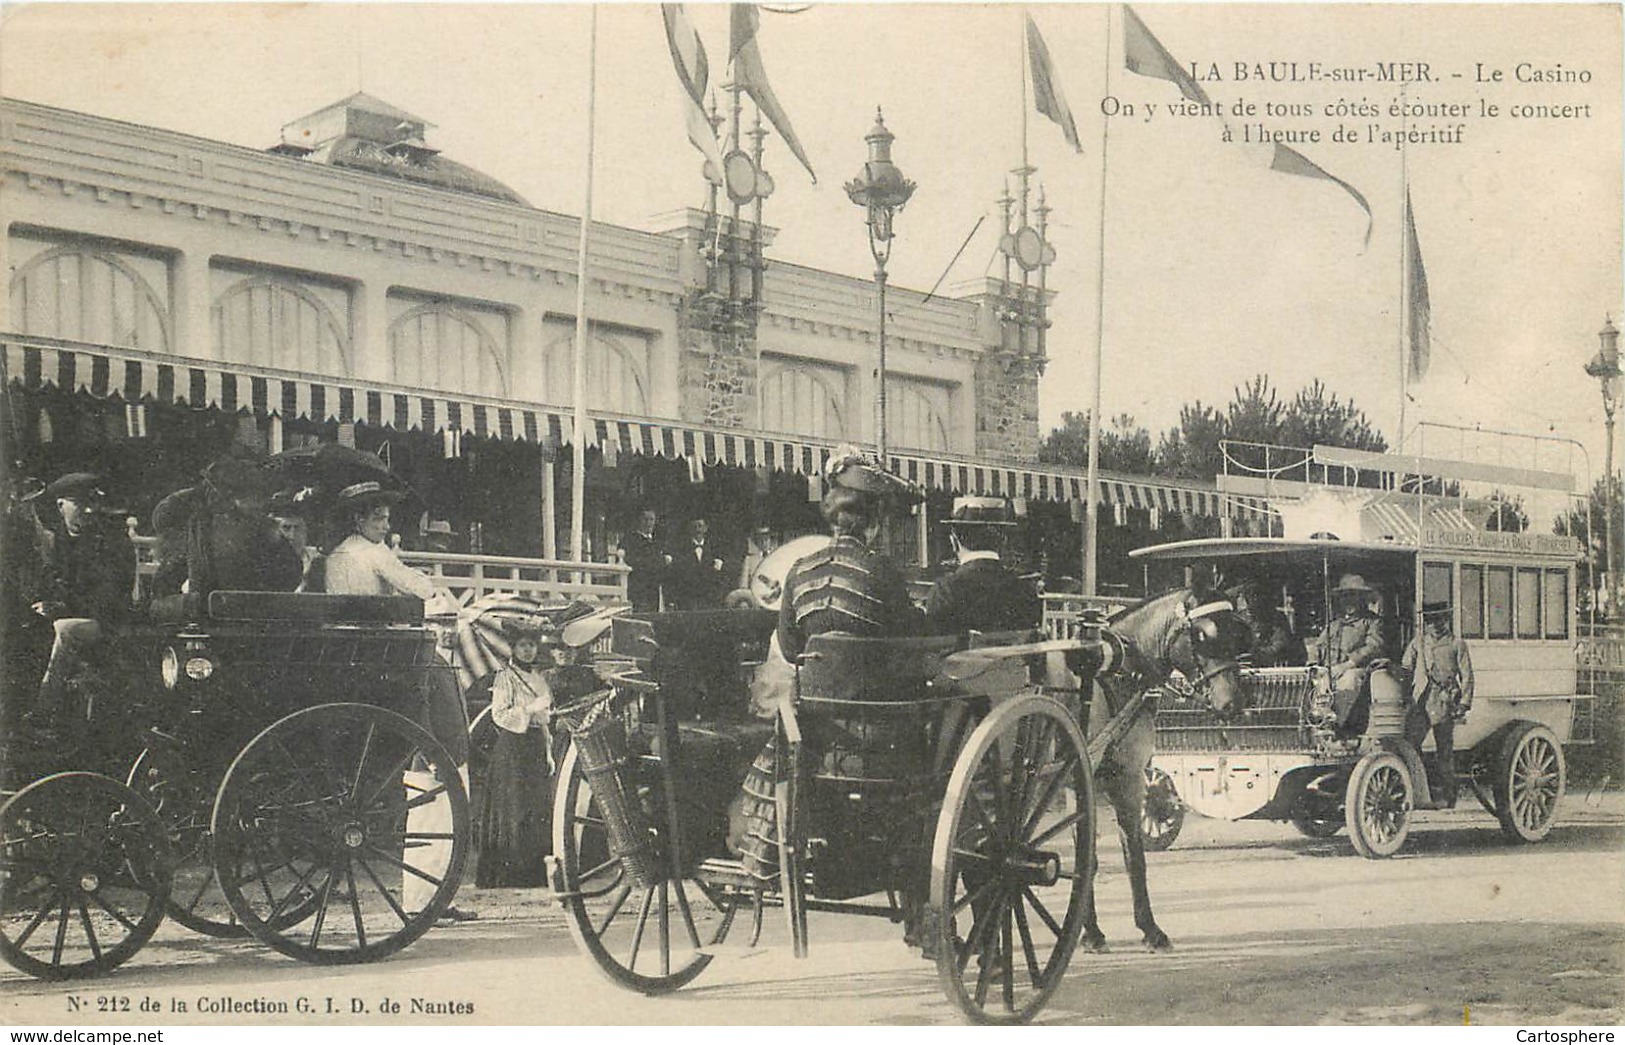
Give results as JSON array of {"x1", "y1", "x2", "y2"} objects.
[
  {"x1": 0, "y1": 591, "x2": 470, "y2": 979},
  {"x1": 546, "y1": 609, "x2": 1116, "y2": 1023},
  {"x1": 1132, "y1": 437, "x2": 1588, "y2": 858}
]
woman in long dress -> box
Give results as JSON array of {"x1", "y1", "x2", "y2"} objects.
[{"x1": 476, "y1": 620, "x2": 559, "y2": 888}]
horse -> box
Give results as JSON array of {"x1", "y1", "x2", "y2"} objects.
[{"x1": 1080, "y1": 586, "x2": 1251, "y2": 952}]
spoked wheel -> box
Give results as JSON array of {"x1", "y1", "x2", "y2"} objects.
[
  {"x1": 1494, "y1": 723, "x2": 1566, "y2": 844},
  {"x1": 0, "y1": 772, "x2": 171, "y2": 980},
  {"x1": 551, "y1": 739, "x2": 736, "y2": 994},
  {"x1": 211, "y1": 703, "x2": 469, "y2": 965},
  {"x1": 931, "y1": 695, "x2": 1094, "y2": 1025},
  {"x1": 1139, "y1": 766, "x2": 1184, "y2": 852},
  {"x1": 1345, "y1": 750, "x2": 1412, "y2": 859}
]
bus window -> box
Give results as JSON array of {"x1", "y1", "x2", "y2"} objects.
[
  {"x1": 1422, "y1": 562, "x2": 1452, "y2": 607},
  {"x1": 1461, "y1": 565, "x2": 1485, "y2": 638},
  {"x1": 1487, "y1": 566, "x2": 1514, "y2": 639},
  {"x1": 1543, "y1": 569, "x2": 1569, "y2": 639},
  {"x1": 1517, "y1": 569, "x2": 1542, "y2": 639}
]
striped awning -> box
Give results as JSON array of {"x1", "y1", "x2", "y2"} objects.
[
  {"x1": 1363, "y1": 500, "x2": 1480, "y2": 543},
  {"x1": 3, "y1": 335, "x2": 1253, "y2": 519}
]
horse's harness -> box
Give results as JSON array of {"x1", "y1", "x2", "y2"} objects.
[{"x1": 1099, "y1": 596, "x2": 1242, "y2": 707}]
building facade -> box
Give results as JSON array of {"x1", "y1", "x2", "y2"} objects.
[{"x1": 1, "y1": 94, "x2": 1242, "y2": 580}]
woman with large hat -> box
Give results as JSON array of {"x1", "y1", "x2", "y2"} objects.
[
  {"x1": 323, "y1": 481, "x2": 450, "y2": 603},
  {"x1": 477, "y1": 617, "x2": 564, "y2": 888}
]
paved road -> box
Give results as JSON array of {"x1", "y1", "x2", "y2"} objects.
[{"x1": 6, "y1": 797, "x2": 1622, "y2": 1026}]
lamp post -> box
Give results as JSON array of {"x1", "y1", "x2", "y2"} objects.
[
  {"x1": 845, "y1": 108, "x2": 915, "y2": 466},
  {"x1": 1585, "y1": 316, "x2": 1621, "y2": 617}
]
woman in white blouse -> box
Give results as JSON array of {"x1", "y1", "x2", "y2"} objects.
[
  {"x1": 324, "y1": 480, "x2": 476, "y2": 918},
  {"x1": 323, "y1": 482, "x2": 449, "y2": 603},
  {"x1": 476, "y1": 620, "x2": 559, "y2": 888}
]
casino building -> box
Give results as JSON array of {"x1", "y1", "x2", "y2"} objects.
[{"x1": 0, "y1": 93, "x2": 1247, "y2": 587}]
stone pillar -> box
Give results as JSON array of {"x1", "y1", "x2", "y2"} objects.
[
  {"x1": 676, "y1": 292, "x2": 759, "y2": 428},
  {"x1": 171, "y1": 248, "x2": 214, "y2": 360},
  {"x1": 974, "y1": 351, "x2": 1042, "y2": 460}
]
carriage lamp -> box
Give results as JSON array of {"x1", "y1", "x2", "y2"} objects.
[
  {"x1": 162, "y1": 642, "x2": 216, "y2": 688},
  {"x1": 1585, "y1": 317, "x2": 1621, "y2": 616},
  {"x1": 845, "y1": 108, "x2": 916, "y2": 466}
]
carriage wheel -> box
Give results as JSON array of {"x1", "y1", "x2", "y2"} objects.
[
  {"x1": 127, "y1": 746, "x2": 322, "y2": 939},
  {"x1": 210, "y1": 704, "x2": 468, "y2": 965},
  {"x1": 1139, "y1": 767, "x2": 1183, "y2": 852},
  {"x1": 931, "y1": 695, "x2": 1094, "y2": 1025},
  {"x1": 551, "y1": 740, "x2": 736, "y2": 995},
  {"x1": 1345, "y1": 750, "x2": 1412, "y2": 859},
  {"x1": 0, "y1": 773, "x2": 170, "y2": 980},
  {"x1": 1493, "y1": 723, "x2": 1566, "y2": 844}
]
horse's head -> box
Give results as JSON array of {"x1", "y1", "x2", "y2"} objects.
[{"x1": 1168, "y1": 589, "x2": 1252, "y2": 718}]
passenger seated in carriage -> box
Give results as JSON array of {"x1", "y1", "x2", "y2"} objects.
[
  {"x1": 1305, "y1": 573, "x2": 1388, "y2": 730},
  {"x1": 25, "y1": 472, "x2": 134, "y2": 738},
  {"x1": 925, "y1": 496, "x2": 1040, "y2": 637},
  {"x1": 730, "y1": 447, "x2": 923, "y2": 884},
  {"x1": 151, "y1": 456, "x2": 304, "y2": 609}
]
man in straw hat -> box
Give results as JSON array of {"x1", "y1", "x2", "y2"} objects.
[
  {"x1": 1400, "y1": 600, "x2": 1475, "y2": 807},
  {"x1": 1306, "y1": 573, "x2": 1388, "y2": 729},
  {"x1": 926, "y1": 495, "x2": 1040, "y2": 636}
]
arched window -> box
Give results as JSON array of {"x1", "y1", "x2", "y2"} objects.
[
  {"x1": 213, "y1": 277, "x2": 350, "y2": 376},
  {"x1": 759, "y1": 363, "x2": 846, "y2": 439},
  {"x1": 541, "y1": 329, "x2": 648, "y2": 414},
  {"x1": 888, "y1": 379, "x2": 951, "y2": 451},
  {"x1": 9, "y1": 246, "x2": 170, "y2": 351},
  {"x1": 389, "y1": 302, "x2": 507, "y2": 396}
]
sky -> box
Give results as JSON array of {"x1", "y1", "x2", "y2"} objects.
[{"x1": 1, "y1": 2, "x2": 1620, "y2": 486}]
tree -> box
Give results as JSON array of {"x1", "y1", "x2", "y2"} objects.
[
  {"x1": 1038, "y1": 412, "x2": 1156, "y2": 474},
  {"x1": 1555, "y1": 475, "x2": 1624, "y2": 616},
  {"x1": 1281, "y1": 379, "x2": 1388, "y2": 454},
  {"x1": 1155, "y1": 401, "x2": 1225, "y2": 480},
  {"x1": 1484, "y1": 490, "x2": 1530, "y2": 533}
]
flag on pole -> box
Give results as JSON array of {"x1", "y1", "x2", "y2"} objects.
[
  {"x1": 1025, "y1": 13, "x2": 1082, "y2": 153},
  {"x1": 1122, "y1": 4, "x2": 1372, "y2": 247},
  {"x1": 730, "y1": 3, "x2": 816, "y2": 183},
  {"x1": 661, "y1": 4, "x2": 725, "y2": 184},
  {"x1": 1271, "y1": 144, "x2": 1375, "y2": 247},
  {"x1": 1122, "y1": 4, "x2": 1213, "y2": 107},
  {"x1": 1404, "y1": 188, "x2": 1431, "y2": 379}
]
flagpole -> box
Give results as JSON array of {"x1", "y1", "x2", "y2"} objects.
[
  {"x1": 569, "y1": 6, "x2": 598, "y2": 567},
  {"x1": 1397, "y1": 85, "x2": 1410, "y2": 456},
  {"x1": 1020, "y1": 6, "x2": 1030, "y2": 170},
  {"x1": 1084, "y1": 3, "x2": 1113, "y2": 598}
]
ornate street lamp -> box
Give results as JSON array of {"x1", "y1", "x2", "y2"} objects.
[
  {"x1": 1585, "y1": 317, "x2": 1621, "y2": 616},
  {"x1": 845, "y1": 108, "x2": 915, "y2": 465}
]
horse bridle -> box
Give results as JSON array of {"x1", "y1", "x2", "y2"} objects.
[{"x1": 1174, "y1": 598, "x2": 1245, "y2": 697}]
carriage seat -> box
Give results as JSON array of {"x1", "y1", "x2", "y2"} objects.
[
  {"x1": 155, "y1": 590, "x2": 425, "y2": 624},
  {"x1": 795, "y1": 633, "x2": 964, "y2": 706}
]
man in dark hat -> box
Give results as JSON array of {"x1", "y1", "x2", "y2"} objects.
[
  {"x1": 152, "y1": 456, "x2": 302, "y2": 606},
  {"x1": 29, "y1": 472, "x2": 134, "y2": 729},
  {"x1": 926, "y1": 496, "x2": 1040, "y2": 637},
  {"x1": 1401, "y1": 600, "x2": 1474, "y2": 806},
  {"x1": 1306, "y1": 573, "x2": 1387, "y2": 729}
]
